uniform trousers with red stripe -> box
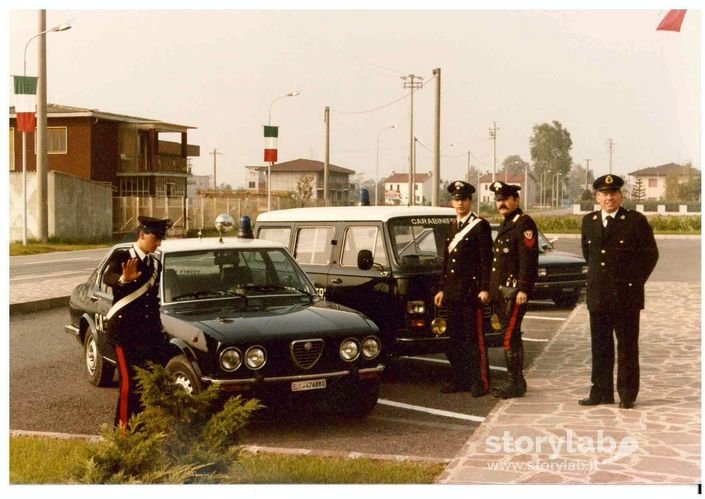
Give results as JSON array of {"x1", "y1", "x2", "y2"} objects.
[
  {"x1": 445, "y1": 301, "x2": 490, "y2": 391},
  {"x1": 114, "y1": 338, "x2": 163, "y2": 430},
  {"x1": 496, "y1": 300, "x2": 527, "y2": 352}
]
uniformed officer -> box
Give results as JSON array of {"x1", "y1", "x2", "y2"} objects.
[
  {"x1": 434, "y1": 181, "x2": 493, "y2": 395},
  {"x1": 488, "y1": 181, "x2": 539, "y2": 399},
  {"x1": 103, "y1": 216, "x2": 172, "y2": 429},
  {"x1": 578, "y1": 174, "x2": 658, "y2": 409}
]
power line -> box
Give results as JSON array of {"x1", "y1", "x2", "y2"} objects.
[{"x1": 330, "y1": 72, "x2": 436, "y2": 115}]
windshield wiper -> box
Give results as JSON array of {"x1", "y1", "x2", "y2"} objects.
[
  {"x1": 172, "y1": 289, "x2": 247, "y2": 301},
  {"x1": 240, "y1": 284, "x2": 314, "y2": 299}
]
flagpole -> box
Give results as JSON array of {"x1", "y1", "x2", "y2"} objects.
[{"x1": 22, "y1": 131, "x2": 27, "y2": 245}]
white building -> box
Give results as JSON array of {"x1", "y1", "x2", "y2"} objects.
[
  {"x1": 628, "y1": 163, "x2": 698, "y2": 200},
  {"x1": 384, "y1": 171, "x2": 432, "y2": 205}
]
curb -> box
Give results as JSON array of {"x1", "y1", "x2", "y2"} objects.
[
  {"x1": 9, "y1": 296, "x2": 69, "y2": 315},
  {"x1": 10, "y1": 429, "x2": 450, "y2": 466}
]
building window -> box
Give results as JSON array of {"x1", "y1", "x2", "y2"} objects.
[
  {"x1": 155, "y1": 177, "x2": 185, "y2": 197},
  {"x1": 47, "y1": 127, "x2": 67, "y2": 154},
  {"x1": 9, "y1": 128, "x2": 15, "y2": 171},
  {"x1": 248, "y1": 181, "x2": 256, "y2": 189},
  {"x1": 648, "y1": 178, "x2": 657, "y2": 188},
  {"x1": 119, "y1": 177, "x2": 150, "y2": 196}
]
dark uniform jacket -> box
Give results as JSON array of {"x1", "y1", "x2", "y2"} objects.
[
  {"x1": 102, "y1": 247, "x2": 163, "y2": 346},
  {"x1": 439, "y1": 214, "x2": 493, "y2": 304},
  {"x1": 489, "y1": 209, "x2": 539, "y2": 301},
  {"x1": 581, "y1": 207, "x2": 658, "y2": 312}
]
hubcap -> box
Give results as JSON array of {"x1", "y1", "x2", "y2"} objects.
[
  {"x1": 85, "y1": 337, "x2": 97, "y2": 376},
  {"x1": 173, "y1": 373, "x2": 194, "y2": 394}
]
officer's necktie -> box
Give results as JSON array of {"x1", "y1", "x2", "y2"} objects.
[
  {"x1": 603, "y1": 215, "x2": 613, "y2": 235},
  {"x1": 457, "y1": 220, "x2": 464, "y2": 231}
]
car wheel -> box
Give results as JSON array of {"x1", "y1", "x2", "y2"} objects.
[
  {"x1": 553, "y1": 292, "x2": 580, "y2": 308},
  {"x1": 84, "y1": 329, "x2": 115, "y2": 387},
  {"x1": 330, "y1": 378, "x2": 380, "y2": 418},
  {"x1": 165, "y1": 355, "x2": 203, "y2": 395}
]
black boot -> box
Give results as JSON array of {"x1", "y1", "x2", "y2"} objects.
[{"x1": 492, "y1": 347, "x2": 526, "y2": 399}]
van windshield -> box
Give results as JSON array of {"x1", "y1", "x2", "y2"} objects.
[{"x1": 388, "y1": 216, "x2": 455, "y2": 269}]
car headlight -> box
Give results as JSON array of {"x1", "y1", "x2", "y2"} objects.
[
  {"x1": 581, "y1": 265, "x2": 588, "y2": 274},
  {"x1": 340, "y1": 339, "x2": 360, "y2": 361},
  {"x1": 431, "y1": 318, "x2": 447, "y2": 336},
  {"x1": 538, "y1": 267, "x2": 547, "y2": 277},
  {"x1": 245, "y1": 346, "x2": 267, "y2": 370},
  {"x1": 361, "y1": 336, "x2": 381, "y2": 360},
  {"x1": 406, "y1": 300, "x2": 426, "y2": 315},
  {"x1": 219, "y1": 347, "x2": 242, "y2": 372}
]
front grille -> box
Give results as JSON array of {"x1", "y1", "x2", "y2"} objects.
[{"x1": 290, "y1": 339, "x2": 324, "y2": 370}]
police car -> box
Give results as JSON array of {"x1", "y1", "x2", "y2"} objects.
[{"x1": 64, "y1": 215, "x2": 383, "y2": 417}]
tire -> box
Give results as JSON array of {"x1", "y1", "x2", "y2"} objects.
[
  {"x1": 165, "y1": 355, "x2": 203, "y2": 394},
  {"x1": 84, "y1": 329, "x2": 115, "y2": 387},
  {"x1": 329, "y1": 378, "x2": 380, "y2": 418},
  {"x1": 553, "y1": 292, "x2": 580, "y2": 308}
]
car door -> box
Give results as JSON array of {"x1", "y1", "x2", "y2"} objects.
[{"x1": 291, "y1": 224, "x2": 336, "y2": 300}]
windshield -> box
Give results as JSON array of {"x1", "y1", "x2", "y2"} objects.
[
  {"x1": 388, "y1": 216, "x2": 454, "y2": 269},
  {"x1": 162, "y1": 248, "x2": 316, "y2": 303}
]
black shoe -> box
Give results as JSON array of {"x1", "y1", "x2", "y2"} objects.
[
  {"x1": 471, "y1": 387, "x2": 489, "y2": 398},
  {"x1": 492, "y1": 383, "x2": 526, "y2": 399},
  {"x1": 440, "y1": 382, "x2": 470, "y2": 394},
  {"x1": 578, "y1": 396, "x2": 614, "y2": 406},
  {"x1": 619, "y1": 400, "x2": 634, "y2": 409}
]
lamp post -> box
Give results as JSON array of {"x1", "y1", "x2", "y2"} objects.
[
  {"x1": 375, "y1": 124, "x2": 398, "y2": 206},
  {"x1": 20, "y1": 19, "x2": 71, "y2": 245},
  {"x1": 267, "y1": 90, "x2": 300, "y2": 211},
  {"x1": 553, "y1": 172, "x2": 562, "y2": 208}
]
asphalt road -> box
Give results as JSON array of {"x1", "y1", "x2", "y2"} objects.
[{"x1": 9, "y1": 238, "x2": 699, "y2": 459}]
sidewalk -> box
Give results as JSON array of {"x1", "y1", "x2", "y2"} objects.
[{"x1": 437, "y1": 281, "x2": 701, "y2": 484}]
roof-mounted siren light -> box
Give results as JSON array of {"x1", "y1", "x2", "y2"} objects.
[
  {"x1": 214, "y1": 213, "x2": 235, "y2": 243},
  {"x1": 358, "y1": 188, "x2": 370, "y2": 206},
  {"x1": 238, "y1": 215, "x2": 254, "y2": 239}
]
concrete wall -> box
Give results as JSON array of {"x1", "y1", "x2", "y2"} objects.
[{"x1": 10, "y1": 171, "x2": 112, "y2": 242}]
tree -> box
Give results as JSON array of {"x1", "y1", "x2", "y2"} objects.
[
  {"x1": 631, "y1": 178, "x2": 646, "y2": 202},
  {"x1": 564, "y1": 163, "x2": 593, "y2": 202},
  {"x1": 501, "y1": 155, "x2": 529, "y2": 177},
  {"x1": 293, "y1": 175, "x2": 314, "y2": 206},
  {"x1": 529, "y1": 121, "x2": 573, "y2": 206}
]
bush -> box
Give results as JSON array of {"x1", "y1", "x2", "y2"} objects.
[{"x1": 75, "y1": 363, "x2": 262, "y2": 484}]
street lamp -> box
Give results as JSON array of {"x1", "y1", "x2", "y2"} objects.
[
  {"x1": 553, "y1": 172, "x2": 562, "y2": 208},
  {"x1": 376, "y1": 124, "x2": 398, "y2": 206},
  {"x1": 20, "y1": 20, "x2": 71, "y2": 245},
  {"x1": 266, "y1": 90, "x2": 300, "y2": 211}
]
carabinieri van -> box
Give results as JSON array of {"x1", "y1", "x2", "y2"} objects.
[{"x1": 255, "y1": 206, "x2": 470, "y2": 357}]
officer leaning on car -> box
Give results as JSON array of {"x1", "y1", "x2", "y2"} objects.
[
  {"x1": 488, "y1": 181, "x2": 539, "y2": 399},
  {"x1": 578, "y1": 174, "x2": 659, "y2": 409},
  {"x1": 434, "y1": 181, "x2": 493, "y2": 396},
  {"x1": 103, "y1": 216, "x2": 172, "y2": 430}
]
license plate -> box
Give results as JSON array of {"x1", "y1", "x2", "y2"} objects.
[
  {"x1": 291, "y1": 379, "x2": 326, "y2": 392},
  {"x1": 562, "y1": 288, "x2": 575, "y2": 292}
]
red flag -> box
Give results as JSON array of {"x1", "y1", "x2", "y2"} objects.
[{"x1": 656, "y1": 10, "x2": 687, "y2": 32}]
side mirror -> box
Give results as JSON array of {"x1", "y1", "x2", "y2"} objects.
[{"x1": 357, "y1": 250, "x2": 374, "y2": 271}]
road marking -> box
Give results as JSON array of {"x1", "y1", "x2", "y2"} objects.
[
  {"x1": 523, "y1": 315, "x2": 566, "y2": 321},
  {"x1": 523, "y1": 337, "x2": 550, "y2": 342},
  {"x1": 10, "y1": 271, "x2": 89, "y2": 282},
  {"x1": 17, "y1": 257, "x2": 93, "y2": 265},
  {"x1": 403, "y1": 355, "x2": 507, "y2": 372},
  {"x1": 378, "y1": 398, "x2": 485, "y2": 422}
]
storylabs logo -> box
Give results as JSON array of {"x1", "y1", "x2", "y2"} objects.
[{"x1": 484, "y1": 430, "x2": 639, "y2": 472}]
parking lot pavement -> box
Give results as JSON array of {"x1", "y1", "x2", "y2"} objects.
[{"x1": 437, "y1": 281, "x2": 701, "y2": 485}]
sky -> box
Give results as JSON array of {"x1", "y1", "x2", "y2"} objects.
[{"x1": 5, "y1": 3, "x2": 703, "y2": 192}]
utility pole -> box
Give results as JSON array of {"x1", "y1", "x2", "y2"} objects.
[
  {"x1": 607, "y1": 139, "x2": 615, "y2": 173},
  {"x1": 489, "y1": 121, "x2": 499, "y2": 182},
  {"x1": 36, "y1": 10, "x2": 48, "y2": 242},
  {"x1": 209, "y1": 148, "x2": 222, "y2": 190},
  {"x1": 431, "y1": 68, "x2": 441, "y2": 206},
  {"x1": 323, "y1": 106, "x2": 330, "y2": 206},
  {"x1": 402, "y1": 74, "x2": 423, "y2": 206},
  {"x1": 585, "y1": 158, "x2": 591, "y2": 190}
]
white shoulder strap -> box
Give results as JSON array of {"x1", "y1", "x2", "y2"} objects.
[
  {"x1": 106, "y1": 262, "x2": 159, "y2": 320},
  {"x1": 448, "y1": 215, "x2": 482, "y2": 253}
]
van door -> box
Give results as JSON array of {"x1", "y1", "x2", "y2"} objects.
[
  {"x1": 325, "y1": 224, "x2": 392, "y2": 332},
  {"x1": 291, "y1": 224, "x2": 336, "y2": 299}
]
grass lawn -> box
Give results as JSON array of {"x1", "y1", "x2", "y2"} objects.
[{"x1": 9, "y1": 436, "x2": 445, "y2": 484}]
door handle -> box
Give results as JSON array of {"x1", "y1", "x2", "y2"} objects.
[{"x1": 330, "y1": 278, "x2": 343, "y2": 285}]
